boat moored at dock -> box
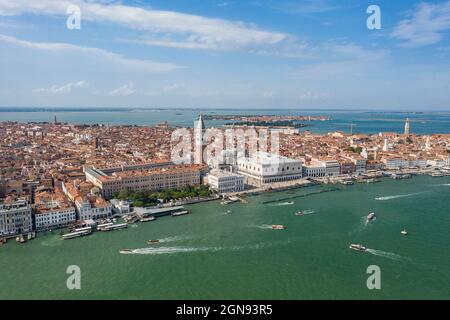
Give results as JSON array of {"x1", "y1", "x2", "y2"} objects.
[
  {"x1": 171, "y1": 210, "x2": 190, "y2": 217},
  {"x1": 98, "y1": 223, "x2": 128, "y2": 231},
  {"x1": 62, "y1": 229, "x2": 92, "y2": 240}
]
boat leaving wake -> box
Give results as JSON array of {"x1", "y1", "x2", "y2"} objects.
[
  {"x1": 121, "y1": 242, "x2": 281, "y2": 255},
  {"x1": 366, "y1": 248, "x2": 407, "y2": 261},
  {"x1": 375, "y1": 192, "x2": 424, "y2": 201}
]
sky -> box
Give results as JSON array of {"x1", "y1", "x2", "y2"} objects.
[{"x1": 0, "y1": 0, "x2": 450, "y2": 110}]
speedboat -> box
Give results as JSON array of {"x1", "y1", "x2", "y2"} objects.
[
  {"x1": 295, "y1": 211, "x2": 304, "y2": 216},
  {"x1": 225, "y1": 210, "x2": 232, "y2": 214},
  {"x1": 271, "y1": 225, "x2": 286, "y2": 230},
  {"x1": 119, "y1": 249, "x2": 133, "y2": 254},
  {"x1": 401, "y1": 229, "x2": 408, "y2": 235},
  {"x1": 349, "y1": 244, "x2": 367, "y2": 252},
  {"x1": 366, "y1": 212, "x2": 376, "y2": 222},
  {"x1": 148, "y1": 239, "x2": 160, "y2": 244}
]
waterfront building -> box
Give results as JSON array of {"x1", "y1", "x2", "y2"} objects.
[
  {"x1": 382, "y1": 157, "x2": 410, "y2": 169},
  {"x1": 318, "y1": 159, "x2": 340, "y2": 176},
  {"x1": 237, "y1": 152, "x2": 302, "y2": 183},
  {"x1": 110, "y1": 199, "x2": 131, "y2": 215},
  {"x1": 86, "y1": 164, "x2": 204, "y2": 199},
  {"x1": 74, "y1": 195, "x2": 112, "y2": 221},
  {"x1": 339, "y1": 159, "x2": 355, "y2": 175},
  {"x1": 302, "y1": 162, "x2": 326, "y2": 178},
  {"x1": 208, "y1": 169, "x2": 244, "y2": 194},
  {"x1": 366, "y1": 160, "x2": 384, "y2": 171},
  {"x1": 0, "y1": 200, "x2": 33, "y2": 238},
  {"x1": 34, "y1": 190, "x2": 76, "y2": 232}
]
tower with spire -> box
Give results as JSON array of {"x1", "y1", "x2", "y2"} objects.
[
  {"x1": 404, "y1": 118, "x2": 410, "y2": 135},
  {"x1": 194, "y1": 113, "x2": 206, "y2": 164}
]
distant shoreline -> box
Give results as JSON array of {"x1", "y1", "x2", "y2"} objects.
[{"x1": 1, "y1": 107, "x2": 449, "y2": 114}]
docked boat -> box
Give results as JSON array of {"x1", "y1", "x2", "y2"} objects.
[
  {"x1": 119, "y1": 249, "x2": 133, "y2": 254},
  {"x1": 366, "y1": 178, "x2": 381, "y2": 183},
  {"x1": 295, "y1": 211, "x2": 304, "y2": 216},
  {"x1": 366, "y1": 212, "x2": 376, "y2": 222},
  {"x1": 16, "y1": 235, "x2": 26, "y2": 243},
  {"x1": 98, "y1": 223, "x2": 128, "y2": 231},
  {"x1": 62, "y1": 229, "x2": 92, "y2": 240},
  {"x1": 401, "y1": 229, "x2": 408, "y2": 235},
  {"x1": 430, "y1": 172, "x2": 445, "y2": 177},
  {"x1": 148, "y1": 239, "x2": 160, "y2": 244},
  {"x1": 349, "y1": 244, "x2": 367, "y2": 252},
  {"x1": 140, "y1": 216, "x2": 156, "y2": 222},
  {"x1": 342, "y1": 180, "x2": 354, "y2": 185},
  {"x1": 271, "y1": 225, "x2": 286, "y2": 230},
  {"x1": 171, "y1": 210, "x2": 190, "y2": 217}
]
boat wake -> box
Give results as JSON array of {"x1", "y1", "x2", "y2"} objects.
[
  {"x1": 257, "y1": 224, "x2": 276, "y2": 229},
  {"x1": 366, "y1": 248, "x2": 407, "y2": 261},
  {"x1": 302, "y1": 209, "x2": 316, "y2": 215},
  {"x1": 128, "y1": 246, "x2": 213, "y2": 255},
  {"x1": 271, "y1": 201, "x2": 294, "y2": 206},
  {"x1": 375, "y1": 192, "x2": 424, "y2": 201},
  {"x1": 121, "y1": 241, "x2": 286, "y2": 255},
  {"x1": 158, "y1": 235, "x2": 190, "y2": 243}
]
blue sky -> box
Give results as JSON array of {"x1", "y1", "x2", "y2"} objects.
[{"x1": 0, "y1": 0, "x2": 450, "y2": 110}]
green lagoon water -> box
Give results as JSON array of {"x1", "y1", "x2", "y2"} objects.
[{"x1": 1, "y1": 175, "x2": 449, "y2": 299}]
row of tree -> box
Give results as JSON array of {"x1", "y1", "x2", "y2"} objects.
[{"x1": 113, "y1": 185, "x2": 215, "y2": 207}]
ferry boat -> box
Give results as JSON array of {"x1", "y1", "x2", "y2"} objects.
[
  {"x1": 171, "y1": 210, "x2": 190, "y2": 217},
  {"x1": 401, "y1": 229, "x2": 408, "y2": 235},
  {"x1": 271, "y1": 225, "x2": 286, "y2": 230},
  {"x1": 295, "y1": 211, "x2": 304, "y2": 216},
  {"x1": 430, "y1": 172, "x2": 445, "y2": 177},
  {"x1": 366, "y1": 212, "x2": 376, "y2": 222},
  {"x1": 62, "y1": 229, "x2": 92, "y2": 240},
  {"x1": 98, "y1": 223, "x2": 128, "y2": 231},
  {"x1": 147, "y1": 239, "x2": 160, "y2": 244},
  {"x1": 391, "y1": 173, "x2": 411, "y2": 180},
  {"x1": 119, "y1": 249, "x2": 133, "y2": 254},
  {"x1": 349, "y1": 244, "x2": 367, "y2": 252},
  {"x1": 96, "y1": 222, "x2": 113, "y2": 231},
  {"x1": 140, "y1": 216, "x2": 156, "y2": 222}
]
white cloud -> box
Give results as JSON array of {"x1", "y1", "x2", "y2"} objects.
[
  {"x1": 0, "y1": 33, "x2": 181, "y2": 73},
  {"x1": 0, "y1": 0, "x2": 288, "y2": 52},
  {"x1": 33, "y1": 80, "x2": 87, "y2": 94},
  {"x1": 263, "y1": 91, "x2": 274, "y2": 98},
  {"x1": 391, "y1": 1, "x2": 450, "y2": 47},
  {"x1": 109, "y1": 82, "x2": 136, "y2": 96},
  {"x1": 298, "y1": 91, "x2": 331, "y2": 100}
]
